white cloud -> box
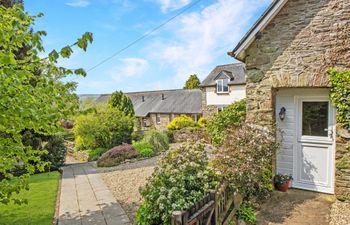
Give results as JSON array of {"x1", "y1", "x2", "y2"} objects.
[
  {"x1": 155, "y1": 0, "x2": 192, "y2": 13},
  {"x1": 109, "y1": 58, "x2": 149, "y2": 82},
  {"x1": 146, "y1": 0, "x2": 271, "y2": 87},
  {"x1": 66, "y1": 0, "x2": 90, "y2": 7}
]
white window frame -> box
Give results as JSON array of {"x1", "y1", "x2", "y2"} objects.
[
  {"x1": 156, "y1": 113, "x2": 161, "y2": 125},
  {"x1": 216, "y1": 79, "x2": 229, "y2": 93}
]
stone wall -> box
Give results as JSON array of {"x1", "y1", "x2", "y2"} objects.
[
  {"x1": 240, "y1": 0, "x2": 350, "y2": 199},
  {"x1": 243, "y1": 0, "x2": 350, "y2": 126},
  {"x1": 201, "y1": 87, "x2": 218, "y2": 118},
  {"x1": 149, "y1": 113, "x2": 171, "y2": 130},
  {"x1": 172, "y1": 128, "x2": 209, "y2": 143},
  {"x1": 335, "y1": 127, "x2": 350, "y2": 201}
]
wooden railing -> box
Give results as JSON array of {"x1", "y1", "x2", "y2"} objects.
[{"x1": 171, "y1": 183, "x2": 242, "y2": 225}]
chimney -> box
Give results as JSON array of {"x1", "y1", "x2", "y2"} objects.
[
  {"x1": 142, "y1": 96, "x2": 145, "y2": 102},
  {"x1": 161, "y1": 93, "x2": 165, "y2": 100}
]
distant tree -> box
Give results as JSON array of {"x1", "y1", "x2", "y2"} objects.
[
  {"x1": 108, "y1": 91, "x2": 135, "y2": 116},
  {"x1": 184, "y1": 74, "x2": 201, "y2": 89}
]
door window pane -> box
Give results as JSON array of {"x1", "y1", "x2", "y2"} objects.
[{"x1": 302, "y1": 102, "x2": 328, "y2": 137}]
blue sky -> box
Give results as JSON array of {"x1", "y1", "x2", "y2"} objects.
[{"x1": 26, "y1": 0, "x2": 272, "y2": 94}]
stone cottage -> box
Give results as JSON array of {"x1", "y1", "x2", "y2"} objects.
[
  {"x1": 200, "y1": 63, "x2": 246, "y2": 118},
  {"x1": 229, "y1": 0, "x2": 350, "y2": 199},
  {"x1": 95, "y1": 89, "x2": 202, "y2": 130}
]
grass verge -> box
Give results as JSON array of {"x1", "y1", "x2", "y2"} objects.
[{"x1": 0, "y1": 171, "x2": 60, "y2": 225}]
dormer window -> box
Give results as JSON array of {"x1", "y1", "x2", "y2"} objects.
[{"x1": 217, "y1": 79, "x2": 229, "y2": 93}]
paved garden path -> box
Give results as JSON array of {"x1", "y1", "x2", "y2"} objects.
[
  {"x1": 58, "y1": 163, "x2": 131, "y2": 225},
  {"x1": 257, "y1": 189, "x2": 335, "y2": 225}
]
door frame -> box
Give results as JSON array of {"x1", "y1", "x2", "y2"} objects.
[{"x1": 293, "y1": 95, "x2": 336, "y2": 194}]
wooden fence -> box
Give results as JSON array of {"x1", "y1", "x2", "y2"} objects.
[{"x1": 171, "y1": 183, "x2": 242, "y2": 225}]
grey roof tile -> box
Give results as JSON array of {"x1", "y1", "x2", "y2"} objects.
[
  {"x1": 95, "y1": 89, "x2": 202, "y2": 117},
  {"x1": 200, "y1": 63, "x2": 246, "y2": 87}
]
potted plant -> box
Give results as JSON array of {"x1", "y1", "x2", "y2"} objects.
[{"x1": 274, "y1": 174, "x2": 293, "y2": 192}]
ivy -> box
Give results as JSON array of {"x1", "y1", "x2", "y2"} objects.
[
  {"x1": 329, "y1": 69, "x2": 350, "y2": 131},
  {"x1": 0, "y1": 4, "x2": 92, "y2": 204}
]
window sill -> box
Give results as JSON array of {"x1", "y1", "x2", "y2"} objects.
[{"x1": 216, "y1": 92, "x2": 230, "y2": 95}]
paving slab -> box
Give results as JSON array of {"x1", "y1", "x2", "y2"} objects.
[{"x1": 58, "y1": 163, "x2": 131, "y2": 225}]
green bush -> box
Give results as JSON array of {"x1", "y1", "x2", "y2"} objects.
[
  {"x1": 142, "y1": 129, "x2": 169, "y2": 153},
  {"x1": 166, "y1": 115, "x2": 198, "y2": 130},
  {"x1": 236, "y1": 204, "x2": 257, "y2": 224},
  {"x1": 197, "y1": 117, "x2": 207, "y2": 128},
  {"x1": 132, "y1": 141, "x2": 155, "y2": 157},
  {"x1": 22, "y1": 131, "x2": 67, "y2": 170},
  {"x1": 74, "y1": 105, "x2": 134, "y2": 150},
  {"x1": 136, "y1": 143, "x2": 219, "y2": 225},
  {"x1": 329, "y1": 69, "x2": 350, "y2": 131},
  {"x1": 213, "y1": 124, "x2": 276, "y2": 199},
  {"x1": 87, "y1": 148, "x2": 107, "y2": 161},
  {"x1": 163, "y1": 130, "x2": 174, "y2": 143},
  {"x1": 207, "y1": 99, "x2": 246, "y2": 145},
  {"x1": 97, "y1": 144, "x2": 139, "y2": 167},
  {"x1": 42, "y1": 135, "x2": 67, "y2": 170}
]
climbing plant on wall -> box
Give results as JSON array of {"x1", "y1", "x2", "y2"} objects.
[{"x1": 329, "y1": 69, "x2": 350, "y2": 131}]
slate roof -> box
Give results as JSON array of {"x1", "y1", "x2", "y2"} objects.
[
  {"x1": 200, "y1": 63, "x2": 246, "y2": 87},
  {"x1": 95, "y1": 89, "x2": 202, "y2": 117}
]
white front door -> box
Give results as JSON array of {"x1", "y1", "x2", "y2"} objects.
[{"x1": 294, "y1": 96, "x2": 336, "y2": 194}]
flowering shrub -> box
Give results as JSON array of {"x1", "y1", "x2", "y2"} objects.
[
  {"x1": 97, "y1": 144, "x2": 138, "y2": 167},
  {"x1": 136, "y1": 143, "x2": 219, "y2": 225},
  {"x1": 142, "y1": 129, "x2": 169, "y2": 153},
  {"x1": 207, "y1": 99, "x2": 246, "y2": 146},
  {"x1": 213, "y1": 124, "x2": 277, "y2": 199},
  {"x1": 167, "y1": 115, "x2": 198, "y2": 130},
  {"x1": 198, "y1": 117, "x2": 207, "y2": 128}
]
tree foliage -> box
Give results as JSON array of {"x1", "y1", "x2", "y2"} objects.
[
  {"x1": 0, "y1": 0, "x2": 22, "y2": 7},
  {"x1": 108, "y1": 91, "x2": 135, "y2": 116},
  {"x1": 207, "y1": 99, "x2": 246, "y2": 145},
  {"x1": 74, "y1": 105, "x2": 134, "y2": 150},
  {"x1": 183, "y1": 74, "x2": 201, "y2": 89},
  {"x1": 329, "y1": 69, "x2": 350, "y2": 131},
  {"x1": 0, "y1": 4, "x2": 92, "y2": 204}
]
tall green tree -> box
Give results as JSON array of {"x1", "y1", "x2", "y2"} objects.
[
  {"x1": 108, "y1": 91, "x2": 135, "y2": 116},
  {"x1": 183, "y1": 74, "x2": 201, "y2": 89},
  {"x1": 0, "y1": 4, "x2": 93, "y2": 204}
]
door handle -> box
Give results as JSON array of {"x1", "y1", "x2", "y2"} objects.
[{"x1": 324, "y1": 128, "x2": 334, "y2": 140}]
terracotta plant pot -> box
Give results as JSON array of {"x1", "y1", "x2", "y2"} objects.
[{"x1": 275, "y1": 180, "x2": 290, "y2": 192}]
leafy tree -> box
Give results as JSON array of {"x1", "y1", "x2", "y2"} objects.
[
  {"x1": 0, "y1": 4, "x2": 93, "y2": 204},
  {"x1": 0, "y1": 0, "x2": 22, "y2": 7},
  {"x1": 108, "y1": 91, "x2": 135, "y2": 116},
  {"x1": 183, "y1": 74, "x2": 201, "y2": 89},
  {"x1": 74, "y1": 105, "x2": 134, "y2": 150}
]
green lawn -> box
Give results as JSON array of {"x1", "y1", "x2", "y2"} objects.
[{"x1": 0, "y1": 171, "x2": 61, "y2": 225}]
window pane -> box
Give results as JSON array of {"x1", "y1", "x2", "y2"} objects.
[
  {"x1": 217, "y1": 80, "x2": 223, "y2": 92},
  {"x1": 223, "y1": 79, "x2": 229, "y2": 92},
  {"x1": 302, "y1": 102, "x2": 328, "y2": 137}
]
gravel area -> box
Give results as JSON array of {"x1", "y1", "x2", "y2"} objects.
[
  {"x1": 257, "y1": 189, "x2": 334, "y2": 225},
  {"x1": 330, "y1": 201, "x2": 350, "y2": 225},
  {"x1": 98, "y1": 156, "x2": 161, "y2": 223}
]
